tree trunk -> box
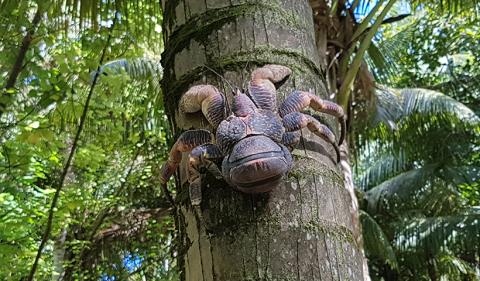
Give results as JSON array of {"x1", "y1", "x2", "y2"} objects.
[{"x1": 161, "y1": 1, "x2": 366, "y2": 280}]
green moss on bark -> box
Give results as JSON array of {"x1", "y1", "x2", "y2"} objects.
[
  {"x1": 162, "y1": 1, "x2": 305, "y2": 71},
  {"x1": 289, "y1": 154, "x2": 343, "y2": 184},
  {"x1": 164, "y1": 46, "x2": 324, "y2": 107}
]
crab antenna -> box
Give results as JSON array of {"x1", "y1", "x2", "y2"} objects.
[
  {"x1": 203, "y1": 64, "x2": 238, "y2": 94},
  {"x1": 241, "y1": 61, "x2": 251, "y2": 93},
  {"x1": 202, "y1": 64, "x2": 235, "y2": 114}
]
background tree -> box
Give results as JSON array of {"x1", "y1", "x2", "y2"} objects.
[
  {"x1": 0, "y1": 1, "x2": 175, "y2": 280},
  {"x1": 354, "y1": 5, "x2": 480, "y2": 280}
]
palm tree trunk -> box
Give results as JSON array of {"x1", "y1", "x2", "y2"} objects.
[{"x1": 161, "y1": 1, "x2": 366, "y2": 280}]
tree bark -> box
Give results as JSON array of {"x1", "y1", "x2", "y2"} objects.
[{"x1": 161, "y1": 1, "x2": 365, "y2": 280}]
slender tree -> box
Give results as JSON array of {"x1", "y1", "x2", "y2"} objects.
[{"x1": 161, "y1": 0, "x2": 366, "y2": 280}]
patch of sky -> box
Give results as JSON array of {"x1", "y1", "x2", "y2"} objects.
[
  {"x1": 344, "y1": 1, "x2": 412, "y2": 42},
  {"x1": 347, "y1": 0, "x2": 411, "y2": 18},
  {"x1": 100, "y1": 253, "x2": 144, "y2": 281}
]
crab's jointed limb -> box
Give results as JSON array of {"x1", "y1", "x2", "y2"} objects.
[
  {"x1": 249, "y1": 64, "x2": 292, "y2": 111},
  {"x1": 161, "y1": 84, "x2": 228, "y2": 206},
  {"x1": 180, "y1": 85, "x2": 226, "y2": 128},
  {"x1": 279, "y1": 90, "x2": 346, "y2": 145},
  {"x1": 188, "y1": 144, "x2": 224, "y2": 205},
  {"x1": 159, "y1": 129, "x2": 213, "y2": 204},
  {"x1": 283, "y1": 112, "x2": 340, "y2": 162},
  {"x1": 281, "y1": 131, "x2": 301, "y2": 151}
]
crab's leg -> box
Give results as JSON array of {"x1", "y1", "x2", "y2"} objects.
[
  {"x1": 159, "y1": 130, "x2": 213, "y2": 201},
  {"x1": 282, "y1": 131, "x2": 301, "y2": 151},
  {"x1": 188, "y1": 144, "x2": 224, "y2": 206},
  {"x1": 180, "y1": 85, "x2": 226, "y2": 128},
  {"x1": 279, "y1": 91, "x2": 346, "y2": 145},
  {"x1": 283, "y1": 112, "x2": 340, "y2": 163},
  {"x1": 248, "y1": 64, "x2": 292, "y2": 111}
]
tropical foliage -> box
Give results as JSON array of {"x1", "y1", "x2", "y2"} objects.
[
  {"x1": 0, "y1": 1, "x2": 175, "y2": 280},
  {"x1": 0, "y1": 0, "x2": 479, "y2": 280},
  {"x1": 355, "y1": 4, "x2": 480, "y2": 280}
]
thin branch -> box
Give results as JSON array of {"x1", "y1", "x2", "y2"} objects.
[
  {"x1": 1, "y1": 5, "x2": 43, "y2": 116},
  {"x1": 382, "y1": 13, "x2": 411, "y2": 25},
  {"x1": 350, "y1": 0, "x2": 384, "y2": 43},
  {"x1": 3, "y1": 6, "x2": 42, "y2": 89},
  {"x1": 358, "y1": 14, "x2": 411, "y2": 39},
  {"x1": 338, "y1": 0, "x2": 397, "y2": 109},
  {"x1": 26, "y1": 12, "x2": 119, "y2": 281}
]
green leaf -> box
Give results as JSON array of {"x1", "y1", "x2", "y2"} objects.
[{"x1": 361, "y1": 210, "x2": 399, "y2": 269}]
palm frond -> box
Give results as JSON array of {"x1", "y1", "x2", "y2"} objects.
[
  {"x1": 360, "y1": 87, "x2": 479, "y2": 163},
  {"x1": 98, "y1": 57, "x2": 162, "y2": 83},
  {"x1": 364, "y1": 162, "x2": 472, "y2": 217},
  {"x1": 371, "y1": 87, "x2": 480, "y2": 127},
  {"x1": 400, "y1": 88, "x2": 479, "y2": 123},
  {"x1": 365, "y1": 164, "x2": 438, "y2": 215},
  {"x1": 441, "y1": 165, "x2": 480, "y2": 186},
  {"x1": 46, "y1": 0, "x2": 162, "y2": 41},
  {"x1": 411, "y1": 0, "x2": 480, "y2": 14},
  {"x1": 395, "y1": 210, "x2": 480, "y2": 258},
  {"x1": 437, "y1": 254, "x2": 480, "y2": 280},
  {"x1": 360, "y1": 210, "x2": 399, "y2": 269},
  {"x1": 368, "y1": 14, "x2": 417, "y2": 83},
  {"x1": 371, "y1": 86, "x2": 403, "y2": 129},
  {"x1": 358, "y1": 150, "x2": 409, "y2": 191},
  {"x1": 92, "y1": 57, "x2": 162, "y2": 97},
  {"x1": 391, "y1": 114, "x2": 477, "y2": 164},
  {"x1": 366, "y1": 42, "x2": 398, "y2": 84}
]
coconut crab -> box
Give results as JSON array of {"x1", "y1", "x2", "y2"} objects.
[{"x1": 159, "y1": 64, "x2": 345, "y2": 206}]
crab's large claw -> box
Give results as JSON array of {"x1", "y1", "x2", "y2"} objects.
[
  {"x1": 279, "y1": 91, "x2": 346, "y2": 145},
  {"x1": 249, "y1": 65, "x2": 292, "y2": 111},
  {"x1": 187, "y1": 144, "x2": 223, "y2": 206}
]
